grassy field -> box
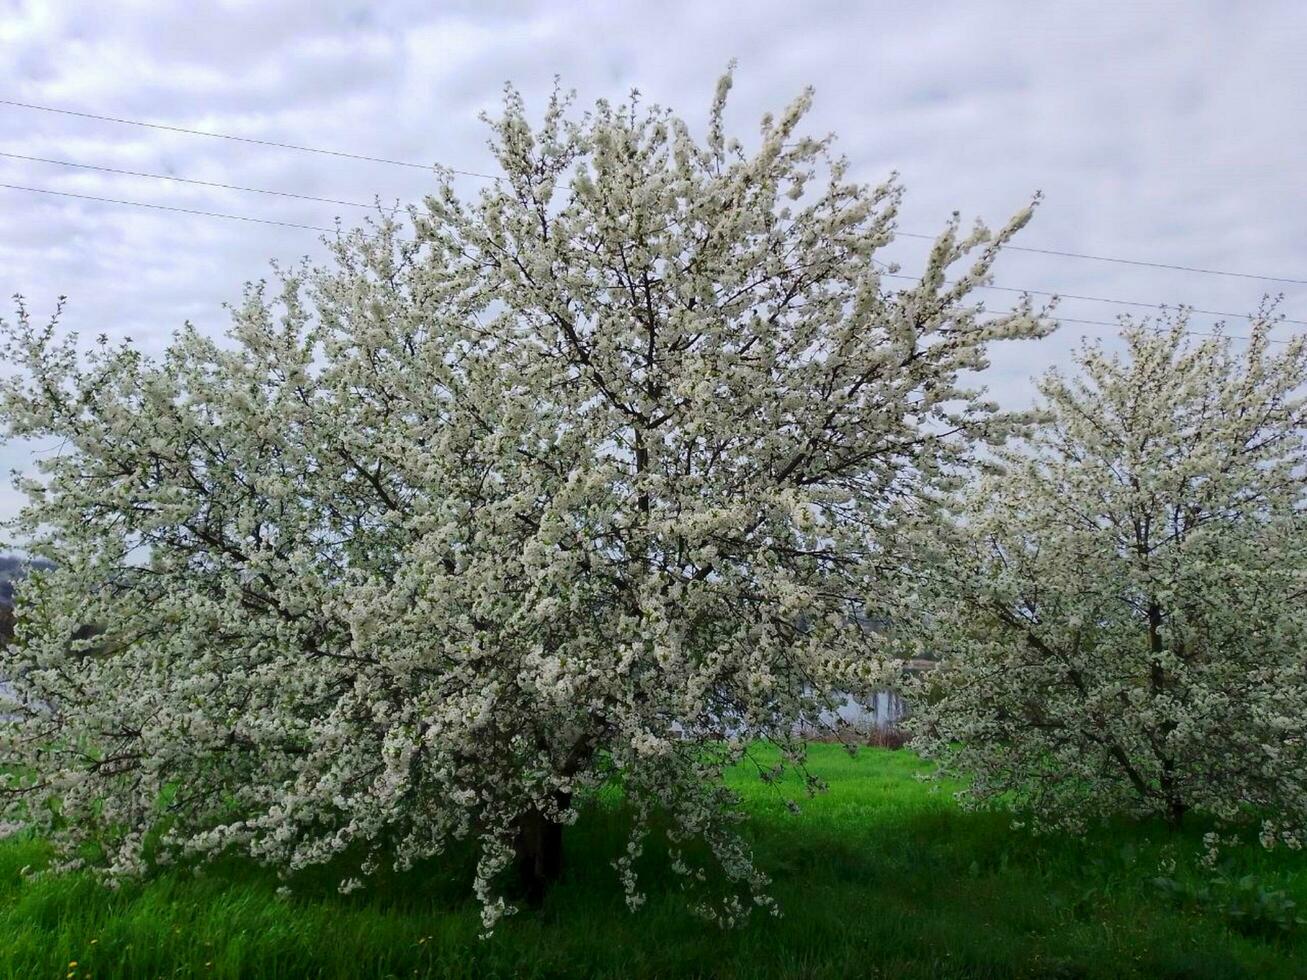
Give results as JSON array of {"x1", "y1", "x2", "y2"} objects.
[{"x1": 2, "y1": 746, "x2": 1306, "y2": 979}]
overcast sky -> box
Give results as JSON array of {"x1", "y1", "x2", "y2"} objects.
[{"x1": 1, "y1": 0, "x2": 1305, "y2": 526}]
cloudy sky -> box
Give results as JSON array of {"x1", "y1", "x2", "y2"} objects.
[{"x1": 1, "y1": 0, "x2": 1305, "y2": 525}]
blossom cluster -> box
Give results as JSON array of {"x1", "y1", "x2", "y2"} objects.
[
  {"x1": 0, "y1": 71, "x2": 1045, "y2": 927},
  {"x1": 907, "y1": 314, "x2": 1307, "y2": 847}
]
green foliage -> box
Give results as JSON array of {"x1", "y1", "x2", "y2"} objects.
[
  {"x1": 1, "y1": 746, "x2": 1305, "y2": 979},
  {"x1": 1153, "y1": 868, "x2": 1307, "y2": 938}
]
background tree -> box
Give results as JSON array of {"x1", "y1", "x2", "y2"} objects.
[
  {"x1": 0, "y1": 72, "x2": 1046, "y2": 929},
  {"x1": 908, "y1": 313, "x2": 1307, "y2": 845}
]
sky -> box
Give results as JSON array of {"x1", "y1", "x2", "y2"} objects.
[{"x1": 0, "y1": 0, "x2": 1304, "y2": 526}]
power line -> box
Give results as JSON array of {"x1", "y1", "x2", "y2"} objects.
[
  {"x1": 1, "y1": 172, "x2": 1302, "y2": 342},
  {"x1": 0, "y1": 176, "x2": 1301, "y2": 344},
  {"x1": 0, "y1": 98, "x2": 500, "y2": 181},
  {"x1": 893, "y1": 231, "x2": 1307, "y2": 286},
  {"x1": 879, "y1": 272, "x2": 1307, "y2": 327},
  {"x1": 0, "y1": 151, "x2": 386, "y2": 210},
  {"x1": 0, "y1": 182, "x2": 337, "y2": 233},
  {"x1": 23, "y1": 151, "x2": 1296, "y2": 324},
  {"x1": 993, "y1": 284, "x2": 1307, "y2": 327},
  {"x1": 5, "y1": 152, "x2": 1304, "y2": 326},
  {"x1": 3, "y1": 99, "x2": 1304, "y2": 287},
  {"x1": 1051, "y1": 315, "x2": 1298, "y2": 346},
  {"x1": 2, "y1": 180, "x2": 1300, "y2": 348}
]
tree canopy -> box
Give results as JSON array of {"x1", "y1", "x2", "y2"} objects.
[
  {"x1": 0, "y1": 72, "x2": 1046, "y2": 929},
  {"x1": 909, "y1": 314, "x2": 1307, "y2": 847}
]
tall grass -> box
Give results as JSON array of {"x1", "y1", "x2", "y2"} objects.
[{"x1": 2, "y1": 746, "x2": 1305, "y2": 979}]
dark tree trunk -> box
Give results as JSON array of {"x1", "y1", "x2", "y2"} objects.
[
  {"x1": 1165, "y1": 798, "x2": 1187, "y2": 830},
  {"x1": 1146, "y1": 599, "x2": 1186, "y2": 831},
  {"x1": 514, "y1": 804, "x2": 566, "y2": 906}
]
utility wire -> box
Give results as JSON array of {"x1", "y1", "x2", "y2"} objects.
[
  {"x1": 4, "y1": 155, "x2": 1303, "y2": 325},
  {"x1": 1, "y1": 174, "x2": 1302, "y2": 343},
  {"x1": 1052, "y1": 315, "x2": 1297, "y2": 346},
  {"x1": 0, "y1": 151, "x2": 387, "y2": 210},
  {"x1": 0, "y1": 182, "x2": 337, "y2": 233},
  {"x1": 893, "y1": 231, "x2": 1307, "y2": 286},
  {"x1": 878, "y1": 272, "x2": 1307, "y2": 327},
  {"x1": 3, "y1": 98, "x2": 1304, "y2": 287},
  {"x1": 987, "y1": 283, "x2": 1307, "y2": 327},
  {"x1": 0, "y1": 98, "x2": 499, "y2": 180},
  {"x1": 2, "y1": 182, "x2": 1299, "y2": 347},
  {"x1": 2, "y1": 181, "x2": 1303, "y2": 340},
  {"x1": 12, "y1": 154, "x2": 1300, "y2": 324}
]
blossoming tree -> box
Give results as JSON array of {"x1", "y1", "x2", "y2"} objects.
[
  {"x1": 908, "y1": 314, "x2": 1307, "y2": 845},
  {"x1": 0, "y1": 73, "x2": 1046, "y2": 927}
]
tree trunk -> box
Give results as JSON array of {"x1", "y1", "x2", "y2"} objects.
[
  {"x1": 514, "y1": 804, "x2": 566, "y2": 906},
  {"x1": 1165, "y1": 798, "x2": 1187, "y2": 830},
  {"x1": 1147, "y1": 599, "x2": 1187, "y2": 831}
]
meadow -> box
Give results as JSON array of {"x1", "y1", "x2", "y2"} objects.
[{"x1": 2, "y1": 745, "x2": 1306, "y2": 979}]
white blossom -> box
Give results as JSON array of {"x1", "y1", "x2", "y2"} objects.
[
  {"x1": 907, "y1": 311, "x2": 1307, "y2": 848},
  {"x1": 0, "y1": 71, "x2": 1045, "y2": 924}
]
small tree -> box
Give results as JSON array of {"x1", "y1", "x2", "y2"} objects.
[
  {"x1": 909, "y1": 314, "x2": 1307, "y2": 844},
  {"x1": 0, "y1": 73, "x2": 1045, "y2": 927}
]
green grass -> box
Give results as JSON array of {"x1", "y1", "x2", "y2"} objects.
[{"x1": 3, "y1": 745, "x2": 1307, "y2": 978}]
